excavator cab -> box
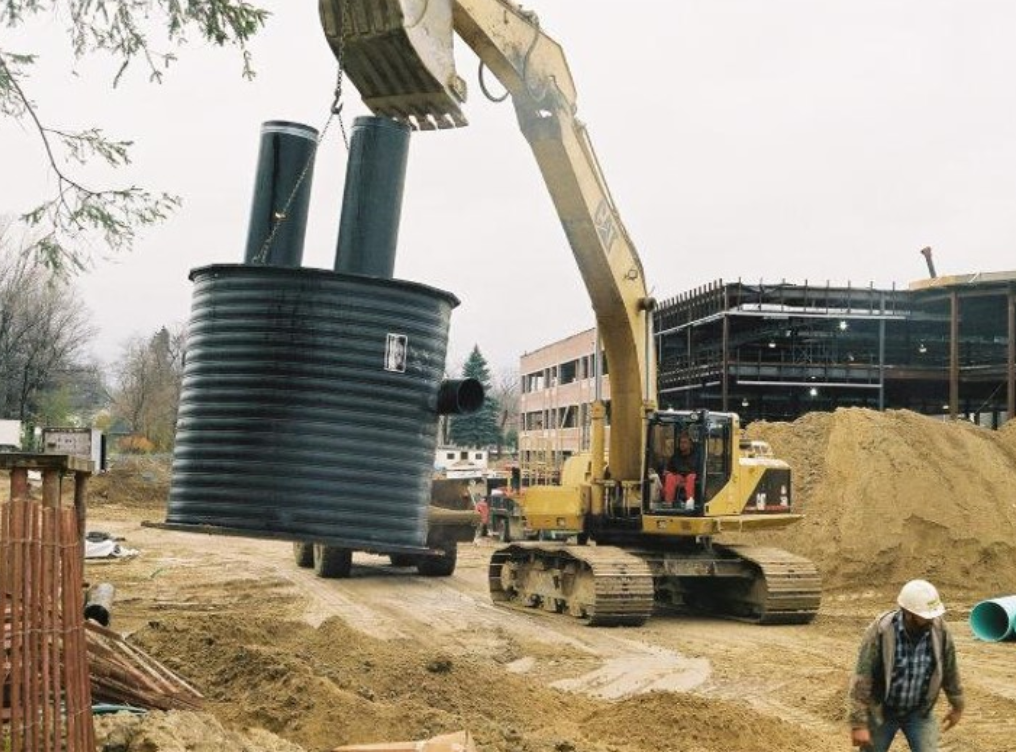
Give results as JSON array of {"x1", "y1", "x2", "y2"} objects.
[
  {"x1": 644, "y1": 410, "x2": 735, "y2": 515},
  {"x1": 318, "y1": 0, "x2": 468, "y2": 129}
]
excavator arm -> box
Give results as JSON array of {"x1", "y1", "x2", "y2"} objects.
[{"x1": 320, "y1": 0, "x2": 656, "y2": 484}]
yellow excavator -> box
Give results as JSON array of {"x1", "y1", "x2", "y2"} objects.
[{"x1": 320, "y1": 0, "x2": 821, "y2": 626}]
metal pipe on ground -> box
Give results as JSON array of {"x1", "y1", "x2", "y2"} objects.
[
  {"x1": 84, "y1": 583, "x2": 115, "y2": 628},
  {"x1": 243, "y1": 120, "x2": 319, "y2": 267},
  {"x1": 334, "y1": 116, "x2": 411, "y2": 279},
  {"x1": 969, "y1": 595, "x2": 1016, "y2": 642}
]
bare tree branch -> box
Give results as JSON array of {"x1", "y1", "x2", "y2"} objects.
[{"x1": 0, "y1": 0, "x2": 269, "y2": 272}]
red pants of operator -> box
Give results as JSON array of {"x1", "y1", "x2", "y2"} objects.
[{"x1": 664, "y1": 471, "x2": 696, "y2": 504}]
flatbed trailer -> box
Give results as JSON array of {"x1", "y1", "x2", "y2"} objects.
[{"x1": 293, "y1": 479, "x2": 480, "y2": 578}]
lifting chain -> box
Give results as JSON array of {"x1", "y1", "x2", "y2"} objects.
[{"x1": 252, "y1": 6, "x2": 350, "y2": 266}]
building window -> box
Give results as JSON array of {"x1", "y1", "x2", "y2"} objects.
[{"x1": 560, "y1": 359, "x2": 577, "y2": 384}]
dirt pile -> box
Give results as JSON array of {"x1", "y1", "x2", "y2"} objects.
[
  {"x1": 94, "y1": 710, "x2": 306, "y2": 752},
  {"x1": 90, "y1": 455, "x2": 170, "y2": 510},
  {"x1": 125, "y1": 613, "x2": 822, "y2": 752},
  {"x1": 744, "y1": 408, "x2": 1016, "y2": 597}
]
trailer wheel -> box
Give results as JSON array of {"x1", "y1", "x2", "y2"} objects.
[
  {"x1": 313, "y1": 544, "x2": 352, "y2": 578},
  {"x1": 293, "y1": 542, "x2": 314, "y2": 568},
  {"x1": 416, "y1": 543, "x2": 457, "y2": 577},
  {"x1": 389, "y1": 554, "x2": 416, "y2": 567}
]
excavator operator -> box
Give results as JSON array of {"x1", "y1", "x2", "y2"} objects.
[{"x1": 663, "y1": 432, "x2": 699, "y2": 510}]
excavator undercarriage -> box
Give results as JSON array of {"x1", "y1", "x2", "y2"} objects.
[
  {"x1": 489, "y1": 542, "x2": 821, "y2": 626},
  {"x1": 489, "y1": 543, "x2": 656, "y2": 627}
]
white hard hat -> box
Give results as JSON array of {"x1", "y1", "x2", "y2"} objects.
[{"x1": 897, "y1": 579, "x2": 946, "y2": 619}]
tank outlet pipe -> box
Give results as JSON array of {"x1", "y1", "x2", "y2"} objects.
[
  {"x1": 334, "y1": 116, "x2": 411, "y2": 279},
  {"x1": 436, "y1": 378, "x2": 484, "y2": 415},
  {"x1": 244, "y1": 120, "x2": 319, "y2": 267},
  {"x1": 970, "y1": 595, "x2": 1016, "y2": 642}
]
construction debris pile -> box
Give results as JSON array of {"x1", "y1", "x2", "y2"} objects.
[
  {"x1": 744, "y1": 408, "x2": 1016, "y2": 597},
  {"x1": 86, "y1": 622, "x2": 204, "y2": 711}
]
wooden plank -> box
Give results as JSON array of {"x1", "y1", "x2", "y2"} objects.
[
  {"x1": 11, "y1": 499, "x2": 25, "y2": 751},
  {"x1": 0, "y1": 502, "x2": 9, "y2": 740},
  {"x1": 0, "y1": 453, "x2": 94, "y2": 474},
  {"x1": 41, "y1": 505, "x2": 56, "y2": 752},
  {"x1": 27, "y1": 501, "x2": 41, "y2": 752}
]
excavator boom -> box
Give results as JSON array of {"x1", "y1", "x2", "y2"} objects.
[
  {"x1": 319, "y1": 0, "x2": 821, "y2": 627},
  {"x1": 320, "y1": 0, "x2": 654, "y2": 484}
]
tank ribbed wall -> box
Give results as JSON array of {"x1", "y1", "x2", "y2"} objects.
[{"x1": 167, "y1": 264, "x2": 459, "y2": 551}]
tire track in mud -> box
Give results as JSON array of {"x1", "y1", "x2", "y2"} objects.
[
  {"x1": 637, "y1": 615, "x2": 854, "y2": 740},
  {"x1": 268, "y1": 545, "x2": 712, "y2": 701}
]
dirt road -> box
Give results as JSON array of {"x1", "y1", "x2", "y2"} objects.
[{"x1": 88, "y1": 496, "x2": 1016, "y2": 752}]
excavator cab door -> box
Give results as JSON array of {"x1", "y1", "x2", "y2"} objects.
[
  {"x1": 700, "y1": 417, "x2": 733, "y2": 503},
  {"x1": 319, "y1": 0, "x2": 468, "y2": 129}
]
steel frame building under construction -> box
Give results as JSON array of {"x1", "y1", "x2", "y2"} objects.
[
  {"x1": 518, "y1": 270, "x2": 1016, "y2": 470},
  {"x1": 656, "y1": 273, "x2": 1016, "y2": 426}
]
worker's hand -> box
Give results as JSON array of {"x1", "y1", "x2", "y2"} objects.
[
  {"x1": 942, "y1": 706, "x2": 963, "y2": 731},
  {"x1": 850, "y1": 727, "x2": 871, "y2": 747}
]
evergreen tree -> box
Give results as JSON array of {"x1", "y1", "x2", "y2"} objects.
[{"x1": 448, "y1": 346, "x2": 501, "y2": 448}]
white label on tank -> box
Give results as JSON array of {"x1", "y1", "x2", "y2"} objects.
[{"x1": 384, "y1": 333, "x2": 408, "y2": 373}]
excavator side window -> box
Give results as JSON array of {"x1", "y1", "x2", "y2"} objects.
[{"x1": 702, "y1": 420, "x2": 732, "y2": 501}]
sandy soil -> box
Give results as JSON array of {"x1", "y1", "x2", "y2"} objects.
[{"x1": 82, "y1": 411, "x2": 1016, "y2": 752}]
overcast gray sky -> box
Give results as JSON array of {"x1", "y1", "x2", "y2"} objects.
[{"x1": 3, "y1": 1, "x2": 1015, "y2": 374}]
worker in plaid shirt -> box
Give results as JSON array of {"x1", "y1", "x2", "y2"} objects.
[{"x1": 848, "y1": 579, "x2": 964, "y2": 751}]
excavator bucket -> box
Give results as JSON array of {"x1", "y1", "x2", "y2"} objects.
[{"x1": 319, "y1": 0, "x2": 468, "y2": 130}]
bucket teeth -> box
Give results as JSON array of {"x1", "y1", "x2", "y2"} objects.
[{"x1": 320, "y1": 0, "x2": 468, "y2": 130}]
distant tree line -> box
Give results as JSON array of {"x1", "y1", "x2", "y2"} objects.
[
  {"x1": 0, "y1": 223, "x2": 98, "y2": 432},
  {"x1": 109, "y1": 326, "x2": 186, "y2": 452},
  {"x1": 0, "y1": 225, "x2": 184, "y2": 451}
]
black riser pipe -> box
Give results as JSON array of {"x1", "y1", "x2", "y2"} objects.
[
  {"x1": 334, "y1": 116, "x2": 411, "y2": 279},
  {"x1": 244, "y1": 120, "x2": 319, "y2": 267}
]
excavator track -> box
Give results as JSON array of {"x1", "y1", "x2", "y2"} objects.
[
  {"x1": 692, "y1": 544, "x2": 821, "y2": 624},
  {"x1": 489, "y1": 543, "x2": 655, "y2": 627}
]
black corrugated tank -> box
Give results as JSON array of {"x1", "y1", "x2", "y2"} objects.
[{"x1": 166, "y1": 264, "x2": 459, "y2": 551}]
